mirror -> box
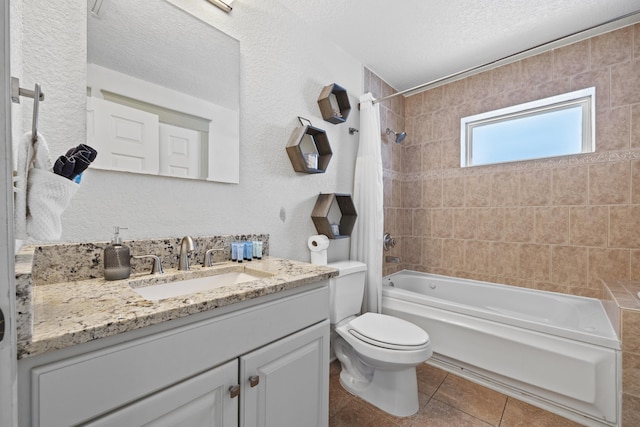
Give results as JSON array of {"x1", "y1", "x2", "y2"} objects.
[{"x1": 87, "y1": 0, "x2": 240, "y2": 183}]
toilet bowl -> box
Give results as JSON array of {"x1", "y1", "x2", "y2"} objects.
[{"x1": 328, "y1": 261, "x2": 432, "y2": 417}]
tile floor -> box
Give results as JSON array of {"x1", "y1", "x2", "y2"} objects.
[{"x1": 329, "y1": 361, "x2": 584, "y2": 427}]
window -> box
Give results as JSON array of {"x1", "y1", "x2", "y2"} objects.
[{"x1": 460, "y1": 87, "x2": 595, "y2": 167}]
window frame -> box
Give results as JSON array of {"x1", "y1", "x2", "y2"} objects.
[{"x1": 460, "y1": 87, "x2": 595, "y2": 168}]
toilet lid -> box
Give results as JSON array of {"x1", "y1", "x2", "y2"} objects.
[{"x1": 348, "y1": 313, "x2": 430, "y2": 350}]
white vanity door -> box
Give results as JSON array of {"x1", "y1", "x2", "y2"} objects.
[
  {"x1": 86, "y1": 359, "x2": 239, "y2": 427},
  {"x1": 240, "y1": 320, "x2": 329, "y2": 427},
  {"x1": 87, "y1": 97, "x2": 160, "y2": 175},
  {"x1": 159, "y1": 123, "x2": 201, "y2": 178}
]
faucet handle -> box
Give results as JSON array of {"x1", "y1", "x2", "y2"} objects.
[
  {"x1": 133, "y1": 255, "x2": 164, "y2": 275},
  {"x1": 203, "y1": 248, "x2": 226, "y2": 267}
]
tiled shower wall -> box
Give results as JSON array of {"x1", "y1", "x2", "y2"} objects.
[
  {"x1": 363, "y1": 69, "x2": 406, "y2": 276},
  {"x1": 370, "y1": 23, "x2": 640, "y2": 297}
]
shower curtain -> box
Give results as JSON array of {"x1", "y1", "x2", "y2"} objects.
[{"x1": 350, "y1": 92, "x2": 383, "y2": 313}]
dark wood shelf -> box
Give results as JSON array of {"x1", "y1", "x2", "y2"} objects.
[
  {"x1": 311, "y1": 193, "x2": 357, "y2": 238},
  {"x1": 317, "y1": 83, "x2": 351, "y2": 125},
  {"x1": 285, "y1": 124, "x2": 333, "y2": 174}
]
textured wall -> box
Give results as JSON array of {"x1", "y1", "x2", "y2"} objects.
[
  {"x1": 398, "y1": 24, "x2": 640, "y2": 298},
  {"x1": 16, "y1": 0, "x2": 363, "y2": 261}
]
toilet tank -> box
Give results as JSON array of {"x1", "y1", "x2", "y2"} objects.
[{"x1": 327, "y1": 261, "x2": 367, "y2": 324}]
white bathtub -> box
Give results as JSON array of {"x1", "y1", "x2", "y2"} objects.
[{"x1": 381, "y1": 270, "x2": 620, "y2": 427}]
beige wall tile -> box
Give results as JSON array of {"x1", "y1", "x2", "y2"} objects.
[
  {"x1": 553, "y1": 40, "x2": 590, "y2": 78},
  {"x1": 591, "y1": 26, "x2": 633, "y2": 68},
  {"x1": 443, "y1": 176, "x2": 465, "y2": 207},
  {"x1": 624, "y1": 351, "x2": 640, "y2": 398},
  {"x1": 491, "y1": 61, "x2": 522, "y2": 94},
  {"x1": 504, "y1": 207, "x2": 535, "y2": 243},
  {"x1": 442, "y1": 239, "x2": 465, "y2": 271},
  {"x1": 520, "y1": 169, "x2": 551, "y2": 206},
  {"x1": 441, "y1": 137, "x2": 461, "y2": 170},
  {"x1": 403, "y1": 145, "x2": 422, "y2": 173},
  {"x1": 537, "y1": 77, "x2": 572, "y2": 100},
  {"x1": 403, "y1": 181, "x2": 423, "y2": 208},
  {"x1": 632, "y1": 105, "x2": 640, "y2": 149},
  {"x1": 391, "y1": 178, "x2": 402, "y2": 208},
  {"x1": 632, "y1": 250, "x2": 640, "y2": 281},
  {"x1": 477, "y1": 208, "x2": 505, "y2": 241},
  {"x1": 535, "y1": 206, "x2": 569, "y2": 244},
  {"x1": 635, "y1": 23, "x2": 640, "y2": 59},
  {"x1": 465, "y1": 174, "x2": 492, "y2": 207},
  {"x1": 623, "y1": 392, "x2": 640, "y2": 427},
  {"x1": 597, "y1": 106, "x2": 631, "y2": 151},
  {"x1": 401, "y1": 236, "x2": 422, "y2": 265},
  {"x1": 551, "y1": 246, "x2": 588, "y2": 287},
  {"x1": 589, "y1": 248, "x2": 630, "y2": 288},
  {"x1": 405, "y1": 92, "x2": 423, "y2": 117},
  {"x1": 399, "y1": 209, "x2": 412, "y2": 236},
  {"x1": 432, "y1": 109, "x2": 457, "y2": 140},
  {"x1": 413, "y1": 113, "x2": 433, "y2": 145},
  {"x1": 589, "y1": 161, "x2": 630, "y2": 205},
  {"x1": 412, "y1": 208, "x2": 431, "y2": 237},
  {"x1": 422, "y1": 177, "x2": 441, "y2": 208},
  {"x1": 612, "y1": 59, "x2": 640, "y2": 107},
  {"x1": 572, "y1": 68, "x2": 611, "y2": 112},
  {"x1": 536, "y1": 281, "x2": 570, "y2": 294},
  {"x1": 520, "y1": 244, "x2": 551, "y2": 282},
  {"x1": 569, "y1": 205, "x2": 608, "y2": 246},
  {"x1": 610, "y1": 206, "x2": 640, "y2": 248},
  {"x1": 552, "y1": 165, "x2": 588, "y2": 205},
  {"x1": 383, "y1": 177, "x2": 392, "y2": 207},
  {"x1": 521, "y1": 52, "x2": 554, "y2": 86},
  {"x1": 491, "y1": 171, "x2": 519, "y2": 206},
  {"x1": 623, "y1": 309, "x2": 640, "y2": 354},
  {"x1": 467, "y1": 71, "x2": 492, "y2": 100},
  {"x1": 423, "y1": 86, "x2": 444, "y2": 113},
  {"x1": 465, "y1": 240, "x2": 492, "y2": 275},
  {"x1": 432, "y1": 209, "x2": 454, "y2": 238},
  {"x1": 424, "y1": 238, "x2": 442, "y2": 267},
  {"x1": 384, "y1": 208, "x2": 398, "y2": 235},
  {"x1": 453, "y1": 208, "x2": 476, "y2": 240},
  {"x1": 443, "y1": 79, "x2": 467, "y2": 106},
  {"x1": 490, "y1": 242, "x2": 520, "y2": 278},
  {"x1": 423, "y1": 140, "x2": 442, "y2": 171}
]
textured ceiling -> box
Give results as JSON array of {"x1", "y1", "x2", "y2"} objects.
[{"x1": 278, "y1": 0, "x2": 640, "y2": 92}]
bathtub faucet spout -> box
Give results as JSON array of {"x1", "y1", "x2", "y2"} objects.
[{"x1": 385, "y1": 256, "x2": 400, "y2": 263}]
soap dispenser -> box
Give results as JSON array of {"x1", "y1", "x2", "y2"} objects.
[{"x1": 104, "y1": 226, "x2": 131, "y2": 281}]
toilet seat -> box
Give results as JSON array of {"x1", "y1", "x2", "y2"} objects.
[{"x1": 348, "y1": 313, "x2": 430, "y2": 351}]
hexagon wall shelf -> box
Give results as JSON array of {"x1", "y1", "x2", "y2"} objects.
[
  {"x1": 286, "y1": 124, "x2": 332, "y2": 174},
  {"x1": 317, "y1": 83, "x2": 351, "y2": 124},
  {"x1": 311, "y1": 193, "x2": 357, "y2": 239}
]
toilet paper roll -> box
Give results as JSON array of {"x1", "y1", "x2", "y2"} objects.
[
  {"x1": 308, "y1": 234, "x2": 330, "y2": 251},
  {"x1": 308, "y1": 234, "x2": 330, "y2": 265}
]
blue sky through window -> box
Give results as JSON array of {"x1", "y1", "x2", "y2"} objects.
[{"x1": 471, "y1": 105, "x2": 583, "y2": 166}]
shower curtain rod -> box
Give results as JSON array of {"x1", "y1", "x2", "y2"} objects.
[{"x1": 370, "y1": 10, "x2": 640, "y2": 105}]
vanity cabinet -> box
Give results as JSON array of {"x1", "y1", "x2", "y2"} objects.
[{"x1": 19, "y1": 284, "x2": 330, "y2": 427}]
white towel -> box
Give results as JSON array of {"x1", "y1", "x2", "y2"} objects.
[
  {"x1": 14, "y1": 132, "x2": 77, "y2": 241},
  {"x1": 26, "y1": 167, "x2": 78, "y2": 241}
]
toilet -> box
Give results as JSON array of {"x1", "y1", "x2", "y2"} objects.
[{"x1": 328, "y1": 260, "x2": 432, "y2": 417}]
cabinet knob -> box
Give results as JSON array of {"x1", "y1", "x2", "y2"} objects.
[
  {"x1": 249, "y1": 375, "x2": 260, "y2": 387},
  {"x1": 229, "y1": 384, "x2": 240, "y2": 398}
]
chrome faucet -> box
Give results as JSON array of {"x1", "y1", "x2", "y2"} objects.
[{"x1": 178, "y1": 236, "x2": 197, "y2": 271}]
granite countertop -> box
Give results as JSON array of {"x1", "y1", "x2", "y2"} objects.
[{"x1": 18, "y1": 257, "x2": 337, "y2": 359}]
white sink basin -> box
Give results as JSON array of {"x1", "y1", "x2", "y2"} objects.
[{"x1": 132, "y1": 271, "x2": 266, "y2": 301}]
